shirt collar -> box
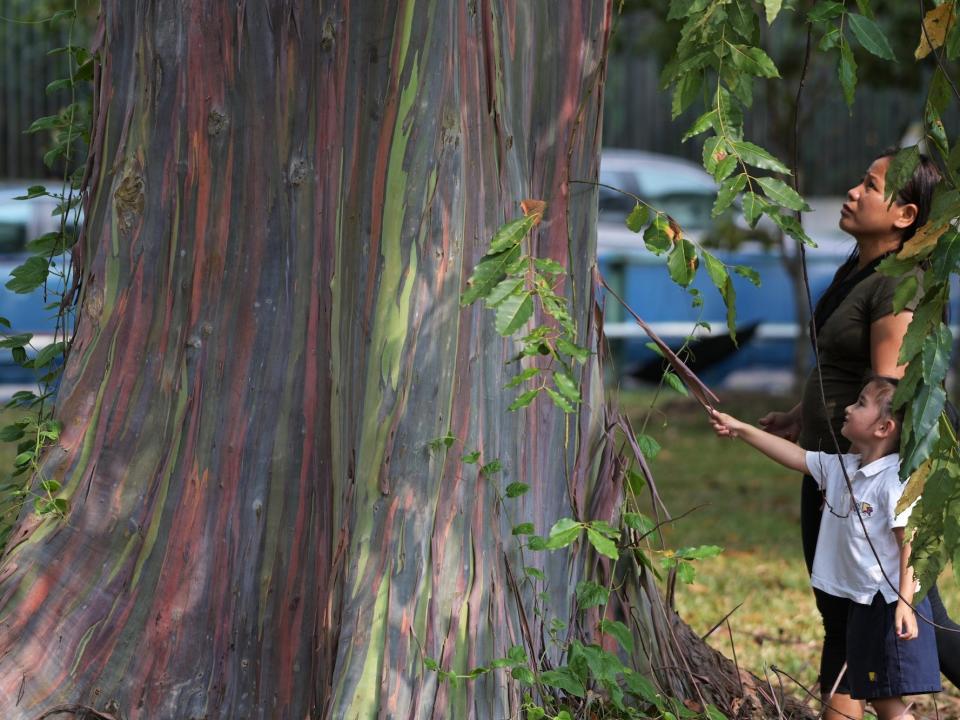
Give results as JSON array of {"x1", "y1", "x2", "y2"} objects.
[{"x1": 854, "y1": 452, "x2": 900, "y2": 478}]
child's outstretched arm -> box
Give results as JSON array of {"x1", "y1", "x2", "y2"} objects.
[
  {"x1": 709, "y1": 408, "x2": 809, "y2": 474},
  {"x1": 893, "y1": 526, "x2": 919, "y2": 640}
]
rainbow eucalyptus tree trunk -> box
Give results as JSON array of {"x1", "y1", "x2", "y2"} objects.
[{"x1": 0, "y1": 2, "x2": 631, "y2": 718}]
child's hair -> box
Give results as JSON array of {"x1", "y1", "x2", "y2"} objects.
[{"x1": 866, "y1": 376, "x2": 904, "y2": 429}]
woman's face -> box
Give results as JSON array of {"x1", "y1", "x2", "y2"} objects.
[{"x1": 839, "y1": 157, "x2": 915, "y2": 240}]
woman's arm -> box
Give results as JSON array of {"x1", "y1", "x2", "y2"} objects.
[
  {"x1": 871, "y1": 312, "x2": 913, "y2": 377},
  {"x1": 893, "y1": 526, "x2": 918, "y2": 640}
]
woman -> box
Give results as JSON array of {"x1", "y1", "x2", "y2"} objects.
[{"x1": 760, "y1": 151, "x2": 960, "y2": 719}]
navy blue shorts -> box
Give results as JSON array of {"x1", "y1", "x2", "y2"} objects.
[{"x1": 846, "y1": 592, "x2": 941, "y2": 700}]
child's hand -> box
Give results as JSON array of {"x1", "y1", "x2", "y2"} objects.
[
  {"x1": 895, "y1": 601, "x2": 918, "y2": 640},
  {"x1": 708, "y1": 408, "x2": 742, "y2": 439}
]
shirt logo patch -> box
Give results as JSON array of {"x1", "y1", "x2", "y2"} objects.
[
  {"x1": 868, "y1": 671, "x2": 877, "y2": 682},
  {"x1": 856, "y1": 500, "x2": 874, "y2": 517}
]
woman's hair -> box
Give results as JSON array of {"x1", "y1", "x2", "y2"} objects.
[{"x1": 877, "y1": 147, "x2": 941, "y2": 244}]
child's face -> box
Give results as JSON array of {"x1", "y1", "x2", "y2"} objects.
[{"x1": 841, "y1": 383, "x2": 887, "y2": 445}]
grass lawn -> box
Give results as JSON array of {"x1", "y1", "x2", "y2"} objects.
[{"x1": 621, "y1": 389, "x2": 960, "y2": 719}]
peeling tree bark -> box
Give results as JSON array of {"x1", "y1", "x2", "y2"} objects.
[{"x1": 0, "y1": 3, "x2": 814, "y2": 720}]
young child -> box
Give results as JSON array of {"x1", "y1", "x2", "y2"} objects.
[{"x1": 709, "y1": 377, "x2": 940, "y2": 720}]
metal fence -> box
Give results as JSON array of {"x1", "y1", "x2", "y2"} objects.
[
  {"x1": 0, "y1": 13, "x2": 942, "y2": 191},
  {"x1": 604, "y1": 53, "x2": 935, "y2": 195},
  {"x1": 0, "y1": 1, "x2": 77, "y2": 180}
]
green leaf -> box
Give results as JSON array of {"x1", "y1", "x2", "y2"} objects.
[
  {"x1": 489, "y1": 215, "x2": 536, "y2": 253},
  {"x1": 40, "y1": 480, "x2": 61, "y2": 494},
  {"x1": 892, "y1": 276, "x2": 919, "y2": 314},
  {"x1": 533, "y1": 258, "x2": 565, "y2": 274},
  {"x1": 712, "y1": 155, "x2": 738, "y2": 183},
  {"x1": 676, "y1": 560, "x2": 697, "y2": 583},
  {"x1": 741, "y1": 192, "x2": 765, "y2": 227},
  {"x1": 757, "y1": 177, "x2": 808, "y2": 212},
  {"x1": 884, "y1": 146, "x2": 921, "y2": 204},
  {"x1": 575, "y1": 580, "x2": 609, "y2": 608},
  {"x1": 921, "y1": 324, "x2": 952, "y2": 388},
  {"x1": 808, "y1": 1, "x2": 845, "y2": 22},
  {"x1": 626, "y1": 468, "x2": 646, "y2": 496},
  {"x1": 0, "y1": 423, "x2": 26, "y2": 442},
  {"x1": 682, "y1": 110, "x2": 717, "y2": 141},
  {"x1": 510, "y1": 666, "x2": 534, "y2": 684},
  {"x1": 624, "y1": 670, "x2": 660, "y2": 703},
  {"x1": 599, "y1": 619, "x2": 634, "y2": 652},
  {"x1": 505, "y1": 367, "x2": 538, "y2": 389},
  {"x1": 635, "y1": 433, "x2": 662, "y2": 459},
  {"x1": 713, "y1": 174, "x2": 747, "y2": 218},
  {"x1": 553, "y1": 371, "x2": 580, "y2": 404},
  {"x1": 764, "y1": 0, "x2": 783, "y2": 23},
  {"x1": 485, "y1": 276, "x2": 524, "y2": 308},
  {"x1": 556, "y1": 337, "x2": 590, "y2": 363},
  {"x1": 677, "y1": 544, "x2": 724, "y2": 559},
  {"x1": 733, "y1": 264, "x2": 761, "y2": 286},
  {"x1": 702, "y1": 136, "x2": 727, "y2": 176},
  {"x1": 541, "y1": 668, "x2": 586, "y2": 698},
  {"x1": 6, "y1": 256, "x2": 50, "y2": 295},
  {"x1": 587, "y1": 527, "x2": 619, "y2": 559},
  {"x1": 480, "y1": 459, "x2": 502, "y2": 475},
  {"x1": 523, "y1": 566, "x2": 545, "y2": 581},
  {"x1": 729, "y1": 140, "x2": 791, "y2": 174},
  {"x1": 768, "y1": 211, "x2": 815, "y2": 246},
  {"x1": 643, "y1": 215, "x2": 672, "y2": 254},
  {"x1": 729, "y1": 45, "x2": 779, "y2": 78},
  {"x1": 838, "y1": 38, "x2": 858, "y2": 108},
  {"x1": 721, "y1": 274, "x2": 738, "y2": 341},
  {"x1": 667, "y1": 238, "x2": 698, "y2": 287},
  {"x1": 494, "y1": 293, "x2": 533, "y2": 336},
  {"x1": 508, "y1": 388, "x2": 540, "y2": 411},
  {"x1": 506, "y1": 482, "x2": 530, "y2": 498},
  {"x1": 0, "y1": 333, "x2": 33, "y2": 349},
  {"x1": 33, "y1": 342, "x2": 66, "y2": 370},
  {"x1": 460, "y1": 245, "x2": 523, "y2": 306},
  {"x1": 663, "y1": 371, "x2": 689, "y2": 397},
  {"x1": 667, "y1": 0, "x2": 711, "y2": 20},
  {"x1": 13, "y1": 451, "x2": 33, "y2": 467},
  {"x1": 624, "y1": 511, "x2": 656, "y2": 534},
  {"x1": 626, "y1": 203, "x2": 649, "y2": 233},
  {"x1": 462, "y1": 450, "x2": 480, "y2": 464},
  {"x1": 546, "y1": 518, "x2": 582, "y2": 549},
  {"x1": 672, "y1": 72, "x2": 701, "y2": 119},
  {"x1": 25, "y1": 114, "x2": 63, "y2": 134},
  {"x1": 545, "y1": 386, "x2": 575, "y2": 414},
  {"x1": 513, "y1": 523, "x2": 535, "y2": 535},
  {"x1": 847, "y1": 13, "x2": 895, "y2": 60}
]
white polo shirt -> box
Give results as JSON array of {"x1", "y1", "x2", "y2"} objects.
[{"x1": 805, "y1": 451, "x2": 914, "y2": 604}]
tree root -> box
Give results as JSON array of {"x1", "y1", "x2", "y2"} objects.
[{"x1": 667, "y1": 611, "x2": 816, "y2": 719}]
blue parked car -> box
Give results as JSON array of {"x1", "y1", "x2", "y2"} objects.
[
  {"x1": 0, "y1": 182, "x2": 74, "y2": 387},
  {"x1": 596, "y1": 150, "x2": 956, "y2": 388}
]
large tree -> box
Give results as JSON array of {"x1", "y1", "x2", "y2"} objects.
[{"x1": 0, "y1": 2, "x2": 808, "y2": 719}]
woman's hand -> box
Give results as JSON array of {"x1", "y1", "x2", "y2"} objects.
[
  {"x1": 758, "y1": 403, "x2": 802, "y2": 442},
  {"x1": 895, "y1": 600, "x2": 918, "y2": 640}
]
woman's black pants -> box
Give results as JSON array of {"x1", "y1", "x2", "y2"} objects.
[{"x1": 801, "y1": 475, "x2": 960, "y2": 688}]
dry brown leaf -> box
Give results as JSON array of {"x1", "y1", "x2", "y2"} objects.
[
  {"x1": 897, "y1": 457, "x2": 933, "y2": 515},
  {"x1": 916, "y1": 3, "x2": 955, "y2": 60},
  {"x1": 520, "y1": 199, "x2": 547, "y2": 226},
  {"x1": 897, "y1": 221, "x2": 948, "y2": 259}
]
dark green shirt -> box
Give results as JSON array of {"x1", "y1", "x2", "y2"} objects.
[{"x1": 799, "y1": 268, "x2": 918, "y2": 453}]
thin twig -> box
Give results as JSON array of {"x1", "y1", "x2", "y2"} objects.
[{"x1": 701, "y1": 601, "x2": 744, "y2": 640}]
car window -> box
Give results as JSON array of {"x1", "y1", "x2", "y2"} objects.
[
  {"x1": 598, "y1": 170, "x2": 638, "y2": 222},
  {"x1": 0, "y1": 223, "x2": 26, "y2": 255}
]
